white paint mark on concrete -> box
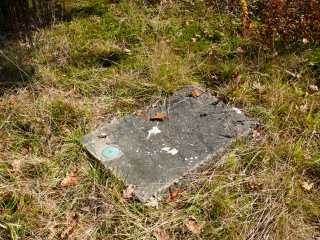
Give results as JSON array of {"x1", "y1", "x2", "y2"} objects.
[
  {"x1": 161, "y1": 147, "x2": 178, "y2": 155},
  {"x1": 147, "y1": 126, "x2": 161, "y2": 140},
  {"x1": 232, "y1": 107, "x2": 243, "y2": 114}
]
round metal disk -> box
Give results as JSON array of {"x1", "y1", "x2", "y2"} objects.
[{"x1": 102, "y1": 146, "x2": 120, "y2": 159}]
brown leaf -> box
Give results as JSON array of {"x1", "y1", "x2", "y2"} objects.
[
  {"x1": 153, "y1": 228, "x2": 169, "y2": 240},
  {"x1": 174, "y1": 47, "x2": 182, "y2": 51},
  {"x1": 124, "y1": 48, "x2": 132, "y2": 55},
  {"x1": 189, "y1": 90, "x2": 202, "y2": 98},
  {"x1": 80, "y1": 206, "x2": 91, "y2": 212},
  {"x1": 186, "y1": 216, "x2": 204, "y2": 234},
  {"x1": 302, "y1": 181, "x2": 314, "y2": 191},
  {"x1": 234, "y1": 47, "x2": 244, "y2": 53},
  {"x1": 11, "y1": 160, "x2": 21, "y2": 173},
  {"x1": 309, "y1": 84, "x2": 318, "y2": 94},
  {"x1": 195, "y1": 34, "x2": 202, "y2": 38},
  {"x1": 165, "y1": 39, "x2": 172, "y2": 44},
  {"x1": 65, "y1": 86, "x2": 76, "y2": 97},
  {"x1": 150, "y1": 113, "x2": 167, "y2": 121},
  {"x1": 28, "y1": 93, "x2": 35, "y2": 102},
  {"x1": 61, "y1": 212, "x2": 79, "y2": 239},
  {"x1": 231, "y1": 70, "x2": 240, "y2": 79},
  {"x1": 121, "y1": 184, "x2": 137, "y2": 202},
  {"x1": 253, "y1": 81, "x2": 265, "y2": 91},
  {"x1": 61, "y1": 168, "x2": 85, "y2": 187},
  {"x1": 191, "y1": 38, "x2": 197, "y2": 43},
  {"x1": 166, "y1": 187, "x2": 182, "y2": 203},
  {"x1": 152, "y1": 104, "x2": 158, "y2": 108},
  {"x1": 211, "y1": 44, "x2": 219, "y2": 51},
  {"x1": 47, "y1": 152, "x2": 53, "y2": 158},
  {"x1": 203, "y1": 28, "x2": 209, "y2": 33},
  {"x1": 21, "y1": 148, "x2": 28, "y2": 155},
  {"x1": 136, "y1": 111, "x2": 146, "y2": 117}
]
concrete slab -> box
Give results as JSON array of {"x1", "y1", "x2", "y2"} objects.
[{"x1": 80, "y1": 87, "x2": 258, "y2": 201}]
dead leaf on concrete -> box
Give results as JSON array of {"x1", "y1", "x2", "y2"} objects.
[
  {"x1": 166, "y1": 187, "x2": 182, "y2": 203},
  {"x1": 189, "y1": 90, "x2": 202, "y2": 98},
  {"x1": 186, "y1": 216, "x2": 204, "y2": 234},
  {"x1": 136, "y1": 111, "x2": 146, "y2": 117},
  {"x1": 150, "y1": 113, "x2": 167, "y2": 121},
  {"x1": 11, "y1": 160, "x2": 21, "y2": 173},
  {"x1": 302, "y1": 181, "x2": 314, "y2": 191},
  {"x1": 61, "y1": 167, "x2": 86, "y2": 187},
  {"x1": 153, "y1": 228, "x2": 169, "y2": 240},
  {"x1": 121, "y1": 184, "x2": 137, "y2": 202}
]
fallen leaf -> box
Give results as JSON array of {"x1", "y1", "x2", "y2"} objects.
[
  {"x1": 146, "y1": 197, "x2": 159, "y2": 208},
  {"x1": 61, "y1": 167, "x2": 86, "y2": 187},
  {"x1": 203, "y1": 28, "x2": 209, "y2": 33},
  {"x1": 124, "y1": 48, "x2": 132, "y2": 55},
  {"x1": 153, "y1": 228, "x2": 169, "y2": 240},
  {"x1": 165, "y1": 39, "x2": 172, "y2": 44},
  {"x1": 189, "y1": 90, "x2": 202, "y2": 98},
  {"x1": 136, "y1": 111, "x2": 146, "y2": 117},
  {"x1": 234, "y1": 47, "x2": 244, "y2": 53},
  {"x1": 228, "y1": 169, "x2": 236, "y2": 181},
  {"x1": 309, "y1": 84, "x2": 318, "y2": 94},
  {"x1": 174, "y1": 47, "x2": 182, "y2": 51},
  {"x1": 80, "y1": 206, "x2": 90, "y2": 212},
  {"x1": 11, "y1": 160, "x2": 21, "y2": 173},
  {"x1": 61, "y1": 212, "x2": 79, "y2": 239},
  {"x1": 152, "y1": 104, "x2": 158, "y2": 108},
  {"x1": 28, "y1": 93, "x2": 35, "y2": 102},
  {"x1": 121, "y1": 184, "x2": 137, "y2": 202},
  {"x1": 302, "y1": 181, "x2": 314, "y2": 191},
  {"x1": 65, "y1": 86, "x2": 76, "y2": 97},
  {"x1": 253, "y1": 81, "x2": 265, "y2": 91},
  {"x1": 231, "y1": 70, "x2": 240, "y2": 79},
  {"x1": 191, "y1": 38, "x2": 197, "y2": 43},
  {"x1": 186, "y1": 216, "x2": 204, "y2": 234},
  {"x1": 150, "y1": 113, "x2": 167, "y2": 120},
  {"x1": 303, "y1": 38, "x2": 309, "y2": 44},
  {"x1": 166, "y1": 187, "x2": 182, "y2": 203},
  {"x1": 21, "y1": 148, "x2": 28, "y2": 155},
  {"x1": 195, "y1": 34, "x2": 202, "y2": 38},
  {"x1": 244, "y1": 177, "x2": 263, "y2": 190},
  {"x1": 211, "y1": 44, "x2": 219, "y2": 51}
]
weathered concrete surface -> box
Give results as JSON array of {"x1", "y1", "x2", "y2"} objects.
[{"x1": 80, "y1": 87, "x2": 258, "y2": 201}]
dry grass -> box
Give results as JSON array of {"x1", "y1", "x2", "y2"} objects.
[{"x1": 0, "y1": 0, "x2": 319, "y2": 239}]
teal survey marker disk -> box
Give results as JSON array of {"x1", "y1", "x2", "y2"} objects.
[{"x1": 102, "y1": 146, "x2": 120, "y2": 159}]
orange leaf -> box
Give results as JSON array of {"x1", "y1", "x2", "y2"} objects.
[
  {"x1": 234, "y1": 47, "x2": 244, "y2": 53},
  {"x1": 61, "y1": 167, "x2": 86, "y2": 187},
  {"x1": 166, "y1": 187, "x2": 182, "y2": 203},
  {"x1": 136, "y1": 111, "x2": 146, "y2": 117},
  {"x1": 153, "y1": 228, "x2": 169, "y2": 240},
  {"x1": 150, "y1": 113, "x2": 167, "y2": 121},
  {"x1": 65, "y1": 86, "x2": 76, "y2": 97},
  {"x1": 186, "y1": 216, "x2": 204, "y2": 234},
  {"x1": 11, "y1": 160, "x2": 21, "y2": 173},
  {"x1": 121, "y1": 184, "x2": 138, "y2": 202},
  {"x1": 189, "y1": 90, "x2": 202, "y2": 98},
  {"x1": 21, "y1": 148, "x2": 28, "y2": 155},
  {"x1": 302, "y1": 181, "x2": 314, "y2": 191}
]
